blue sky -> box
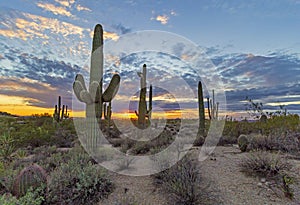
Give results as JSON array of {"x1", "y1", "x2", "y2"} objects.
[{"x1": 0, "y1": 0, "x2": 300, "y2": 117}]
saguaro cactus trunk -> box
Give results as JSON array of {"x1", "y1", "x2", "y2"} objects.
[
  {"x1": 135, "y1": 64, "x2": 152, "y2": 128},
  {"x1": 73, "y1": 24, "x2": 120, "y2": 150},
  {"x1": 198, "y1": 81, "x2": 205, "y2": 136}
]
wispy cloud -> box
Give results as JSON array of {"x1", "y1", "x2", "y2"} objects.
[
  {"x1": 0, "y1": 12, "x2": 85, "y2": 41},
  {"x1": 36, "y1": 2, "x2": 73, "y2": 17},
  {"x1": 76, "y1": 4, "x2": 91, "y2": 12},
  {"x1": 54, "y1": 0, "x2": 75, "y2": 8}
]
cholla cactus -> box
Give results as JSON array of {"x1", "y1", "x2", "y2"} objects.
[
  {"x1": 12, "y1": 164, "x2": 47, "y2": 197},
  {"x1": 73, "y1": 24, "x2": 120, "y2": 149}
]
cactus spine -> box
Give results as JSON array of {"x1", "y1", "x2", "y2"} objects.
[
  {"x1": 198, "y1": 81, "x2": 205, "y2": 136},
  {"x1": 207, "y1": 89, "x2": 219, "y2": 120},
  {"x1": 12, "y1": 164, "x2": 47, "y2": 197},
  {"x1": 135, "y1": 64, "x2": 152, "y2": 127},
  {"x1": 73, "y1": 24, "x2": 120, "y2": 148}
]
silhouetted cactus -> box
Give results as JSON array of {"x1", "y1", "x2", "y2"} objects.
[
  {"x1": 135, "y1": 64, "x2": 152, "y2": 127},
  {"x1": 103, "y1": 102, "x2": 112, "y2": 127},
  {"x1": 198, "y1": 81, "x2": 205, "y2": 136},
  {"x1": 53, "y1": 96, "x2": 69, "y2": 122},
  {"x1": 12, "y1": 164, "x2": 47, "y2": 198},
  {"x1": 207, "y1": 90, "x2": 219, "y2": 120},
  {"x1": 73, "y1": 24, "x2": 120, "y2": 148}
]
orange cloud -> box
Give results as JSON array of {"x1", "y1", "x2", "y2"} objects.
[
  {"x1": 156, "y1": 15, "x2": 169, "y2": 25},
  {"x1": 0, "y1": 29, "x2": 29, "y2": 40},
  {"x1": 0, "y1": 13, "x2": 87, "y2": 41},
  {"x1": 36, "y1": 2, "x2": 73, "y2": 17}
]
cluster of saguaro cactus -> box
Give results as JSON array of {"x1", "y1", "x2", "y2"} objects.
[
  {"x1": 103, "y1": 102, "x2": 112, "y2": 124},
  {"x1": 12, "y1": 164, "x2": 47, "y2": 197},
  {"x1": 207, "y1": 89, "x2": 219, "y2": 120},
  {"x1": 73, "y1": 24, "x2": 120, "y2": 147},
  {"x1": 53, "y1": 96, "x2": 69, "y2": 122},
  {"x1": 198, "y1": 81, "x2": 205, "y2": 136},
  {"x1": 135, "y1": 64, "x2": 152, "y2": 127}
]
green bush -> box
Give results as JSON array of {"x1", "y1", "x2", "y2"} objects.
[
  {"x1": 47, "y1": 147, "x2": 114, "y2": 204},
  {"x1": 0, "y1": 186, "x2": 45, "y2": 205}
]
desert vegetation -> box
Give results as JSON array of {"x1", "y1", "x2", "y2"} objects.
[{"x1": 0, "y1": 23, "x2": 299, "y2": 204}]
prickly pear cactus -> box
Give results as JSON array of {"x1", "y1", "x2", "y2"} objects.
[
  {"x1": 238, "y1": 134, "x2": 249, "y2": 152},
  {"x1": 12, "y1": 164, "x2": 47, "y2": 197}
]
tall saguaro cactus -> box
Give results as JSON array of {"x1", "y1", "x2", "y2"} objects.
[
  {"x1": 207, "y1": 89, "x2": 219, "y2": 120},
  {"x1": 135, "y1": 64, "x2": 152, "y2": 127},
  {"x1": 198, "y1": 81, "x2": 205, "y2": 136},
  {"x1": 53, "y1": 96, "x2": 69, "y2": 122},
  {"x1": 73, "y1": 24, "x2": 120, "y2": 149}
]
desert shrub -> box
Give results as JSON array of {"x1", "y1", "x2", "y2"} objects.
[
  {"x1": 217, "y1": 135, "x2": 237, "y2": 146},
  {"x1": 245, "y1": 132, "x2": 300, "y2": 153},
  {"x1": 47, "y1": 159, "x2": 114, "y2": 204},
  {"x1": 39, "y1": 145, "x2": 93, "y2": 173},
  {"x1": 130, "y1": 141, "x2": 151, "y2": 155},
  {"x1": 240, "y1": 151, "x2": 290, "y2": 178},
  {"x1": 114, "y1": 157, "x2": 136, "y2": 171},
  {"x1": 237, "y1": 134, "x2": 249, "y2": 152},
  {"x1": 0, "y1": 132, "x2": 15, "y2": 161},
  {"x1": 130, "y1": 130, "x2": 174, "y2": 155},
  {"x1": 95, "y1": 146, "x2": 115, "y2": 163},
  {"x1": 0, "y1": 186, "x2": 45, "y2": 205},
  {"x1": 108, "y1": 138, "x2": 127, "y2": 147},
  {"x1": 154, "y1": 153, "x2": 217, "y2": 205},
  {"x1": 0, "y1": 193, "x2": 18, "y2": 204},
  {"x1": 240, "y1": 151, "x2": 294, "y2": 198}
]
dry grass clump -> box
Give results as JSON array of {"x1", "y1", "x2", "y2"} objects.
[
  {"x1": 154, "y1": 152, "x2": 220, "y2": 205},
  {"x1": 240, "y1": 151, "x2": 295, "y2": 199}
]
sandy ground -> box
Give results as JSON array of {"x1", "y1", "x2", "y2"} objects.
[{"x1": 99, "y1": 145, "x2": 300, "y2": 205}]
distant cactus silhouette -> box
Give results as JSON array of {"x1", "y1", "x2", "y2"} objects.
[
  {"x1": 73, "y1": 24, "x2": 120, "y2": 148},
  {"x1": 53, "y1": 96, "x2": 69, "y2": 122},
  {"x1": 12, "y1": 164, "x2": 47, "y2": 197},
  {"x1": 197, "y1": 81, "x2": 205, "y2": 136},
  {"x1": 135, "y1": 64, "x2": 152, "y2": 127},
  {"x1": 207, "y1": 89, "x2": 219, "y2": 120}
]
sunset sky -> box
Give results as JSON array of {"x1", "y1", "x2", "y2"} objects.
[{"x1": 0, "y1": 0, "x2": 300, "y2": 119}]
